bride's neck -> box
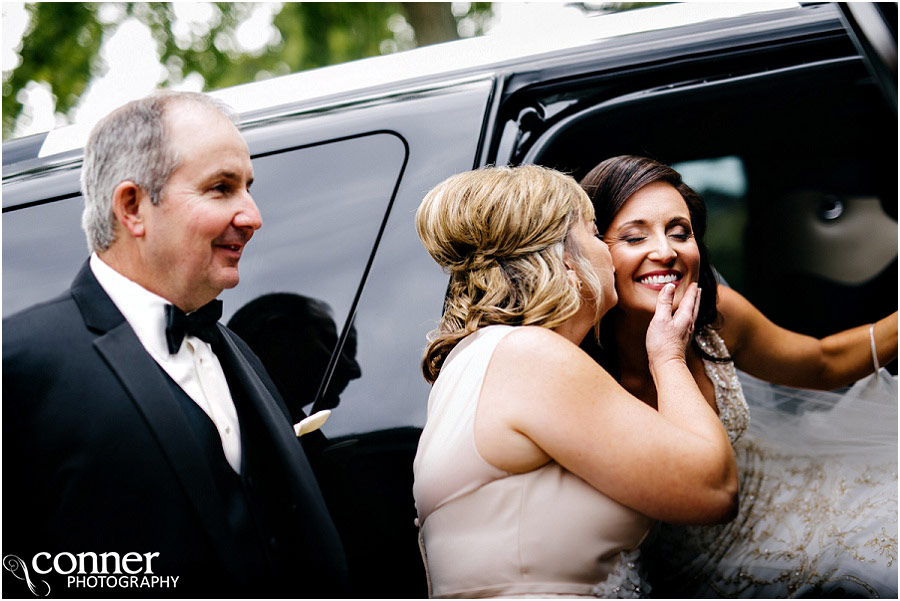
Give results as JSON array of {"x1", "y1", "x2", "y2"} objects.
[{"x1": 610, "y1": 310, "x2": 655, "y2": 397}]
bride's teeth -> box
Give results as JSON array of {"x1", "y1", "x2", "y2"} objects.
[{"x1": 641, "y1": 274, "x2": 677, "y2": 285}]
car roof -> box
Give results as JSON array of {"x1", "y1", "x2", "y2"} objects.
[
  {"x1": 11, "y1": 2, "x2": 798, "y2": 163},
  {"x1": 210, "y1": 2, "x2": 798, "y2": 114}
]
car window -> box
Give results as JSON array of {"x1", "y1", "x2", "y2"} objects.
[
  {"x1": 2, "y1": 132, "x2": 408, "y2": 425},
  {"x1": 672, "y1": 156, "x2": 749, "y2": 290},
  {"x1": 3, "y1": 195, "x2": 87, "y2": 316},
  {"x1": 221, "y1": 132, "x2": 407, "y2": 420}
]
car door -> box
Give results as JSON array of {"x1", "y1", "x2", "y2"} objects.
[
  {"x1": 226, "y1": 76, "x2": 497, "y2": 597},
  {"x1": 838, "y1": 1, "x2": 897, "y2": 112},
  {"x1": 480, "y1": 3, "x2": 896, "y2": 354}
]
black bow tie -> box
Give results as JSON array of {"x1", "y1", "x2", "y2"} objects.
[{"x1": 164, "y1": 300, "x2": 223, "y2": 354}]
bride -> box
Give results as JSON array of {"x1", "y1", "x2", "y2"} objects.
[
  {"x1": 412, "y1": 165, "x2": 738, "y2": 598},
  {"x1": 580, "y1": 155, "x2": 898, "y2": 598}
]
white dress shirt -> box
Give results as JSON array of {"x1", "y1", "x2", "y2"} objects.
[{"x1": 90, "y1": 253, "x2": 242, "y2": 473}]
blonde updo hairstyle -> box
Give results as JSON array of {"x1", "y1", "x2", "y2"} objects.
[{"x1": 416, "y1": 165, "x2": 605, "y2": 383}]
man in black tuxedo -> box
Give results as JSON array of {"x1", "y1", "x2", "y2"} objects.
[{"x1": 2, "y1": 91, "x2": 348, "y2": 598}]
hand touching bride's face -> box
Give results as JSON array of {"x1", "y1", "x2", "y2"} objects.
[{"x1": 603, "y1": 181, "x2": 701, "y2": 316}]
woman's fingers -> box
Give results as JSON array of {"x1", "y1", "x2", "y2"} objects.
[
  {"x1": 671, "y1": 282, "x2": 699, "y2": 328},
  {"x1": 647, "y1": 283, "x2": 690, "y2": 366},
  {"x1": 693, "y1": 286, "x2": 702, "y2": 324},
  {"x1": 654, "y1": 283, "x2": 676, "y2": 319},
  {"x1": 647, "y1": 283, "x2": 701, "y2": 366}
]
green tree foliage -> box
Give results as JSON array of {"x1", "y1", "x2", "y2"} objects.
[
  {"x1": 3, "y1": 3, "x2": 104, "y2": 137},
  {"x1": 3, "y1": 2, "x2": 492, "y2": 139}
]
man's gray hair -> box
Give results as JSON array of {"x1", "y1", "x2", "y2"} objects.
[{"x1": 80, "y1": 90, "x2": 238, "y2": 252}]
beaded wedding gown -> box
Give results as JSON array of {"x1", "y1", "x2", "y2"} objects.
[{"x1": 643, "y1": 327, "x2": 898, "y2": 598}]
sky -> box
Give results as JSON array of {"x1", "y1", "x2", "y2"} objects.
[{"x1": 1, "y1": 2, "x2": 596, "y2": 140}]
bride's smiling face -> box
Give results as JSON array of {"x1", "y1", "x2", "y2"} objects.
[{"x1": 603, "y1": 181, "x2": 700, "y2": 315}]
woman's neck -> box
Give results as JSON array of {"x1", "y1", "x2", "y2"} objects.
[
  {"x1": 553, "y1": 299, "x2": 596, "y2": 346},
  {"x1": 553, "y1": 316, "x2": 591, "y2": 346},
  {"x1": 609, "y1": 309, "x2": 711, "y2": 412},
  {"x1": 610, "y1": 309, "x2": 657, "y2": 402}
]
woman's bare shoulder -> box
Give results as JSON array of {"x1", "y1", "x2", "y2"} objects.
[
  {"x1": 497, "y1": 324, "x2": 571, "y2": 349},
  {"x1": 488, "y1": 325, "x2": 611, "y2": 390},
  {"x1": 494, "y1": 326, "x2": 590, "y2": 366}
]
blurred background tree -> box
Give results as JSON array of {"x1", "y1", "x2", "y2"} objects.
[{"x1": 2, "y1": 2, "x2": 493, "y2": 139}]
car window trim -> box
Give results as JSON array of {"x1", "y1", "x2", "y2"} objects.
[{"x1": 520, "y1": 55, "x2": 863, "y2": 166}]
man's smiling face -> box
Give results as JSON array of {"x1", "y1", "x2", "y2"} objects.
[{"x1": 139, "y1": 101, "x2": 262, "y2": 311}]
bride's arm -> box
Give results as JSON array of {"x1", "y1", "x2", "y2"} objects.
[
  {"x1": 717, "y1": 285, "x2": 897, "y2": 389},
  {"x1": 476, "y1": 283, "x2": 738, "y2": 525}
]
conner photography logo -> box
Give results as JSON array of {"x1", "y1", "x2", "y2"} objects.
[{"x1": 3, "y1": 551, "x2": 179, "y2": 597}]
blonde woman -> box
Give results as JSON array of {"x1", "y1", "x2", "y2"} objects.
[{"x1": 412, "y1": 165, "x2": 738, "y2": 598}]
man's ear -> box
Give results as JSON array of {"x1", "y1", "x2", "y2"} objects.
[{"x1": 111, "y1": 181, "x2": 147, "y2": 238}]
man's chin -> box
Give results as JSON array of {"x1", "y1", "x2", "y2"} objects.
[{"x1": 214, "y1": 268, "x2": 241, "y2": 290}]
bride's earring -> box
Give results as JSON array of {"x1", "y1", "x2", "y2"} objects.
[{"x1": 567, "y1": 268, "x2": 583, "y2": 291}]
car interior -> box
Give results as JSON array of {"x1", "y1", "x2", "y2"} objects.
[{"x1": 523, "y1": 52, "x2": 897, "y2": 363}]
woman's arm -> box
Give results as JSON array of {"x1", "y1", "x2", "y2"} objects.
[
  {"x1": 717, "y1": 285, "x2": 898, "y2": 390},
  {"x1": 476, "y1": 284, "x2": 738, "y2": 525}
]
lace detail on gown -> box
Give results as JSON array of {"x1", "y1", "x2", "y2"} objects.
[
  {"x1": 643, "y1": 329, "x2": 898, "y2": 598},
  {"x1": 695, "y1": 327, "x2": 749, "y2": 442},
  {"x1": 591, "y1": 549, "x2": 651, "y2": 598}
]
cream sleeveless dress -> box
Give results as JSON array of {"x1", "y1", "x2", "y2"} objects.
[
  {"x1": 644, "y1": 327, "x2": 898, "y2": 598},
  {"x1": 413, "y1": 325, "x2": 653, "y2": 598}
]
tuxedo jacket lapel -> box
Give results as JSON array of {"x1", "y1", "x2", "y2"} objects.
[
  {"x1": 216, "y1": 329, "x2": 301, "y2": 457},
  {"x1": 215, "y1": 327, "x2": 349, "y2": 588},
  {"x1": 215, "y1": 329, "x2": 322, "y2": 497},
  {"x1": 71, "y1": 262, "x2": 248, "y2": 578}
]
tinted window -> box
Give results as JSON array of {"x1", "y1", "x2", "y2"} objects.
[
  {"x1": 3, "y1": 195, "x2": 86, "y2": 316},
  {"x1": 223, "y1": 132, "x2": 407, "y2": 419},
  {"x1": 2, "y1": 133, "x2": 409, "y2": 424},
  {"x1": 223, "y1": 132, "x2": 405, "y2": 326},
  {"x1": 672, "y1": 156, "x2": 749, "y2": 290}
]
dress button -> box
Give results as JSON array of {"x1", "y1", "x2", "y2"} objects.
[{"x1": 225, "y1": 426, "x2": 231, "y2": 435}]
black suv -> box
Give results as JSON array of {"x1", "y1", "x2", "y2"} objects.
[{"x1": 3, "y1": 3, "x2": 896, "y2": 596}]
